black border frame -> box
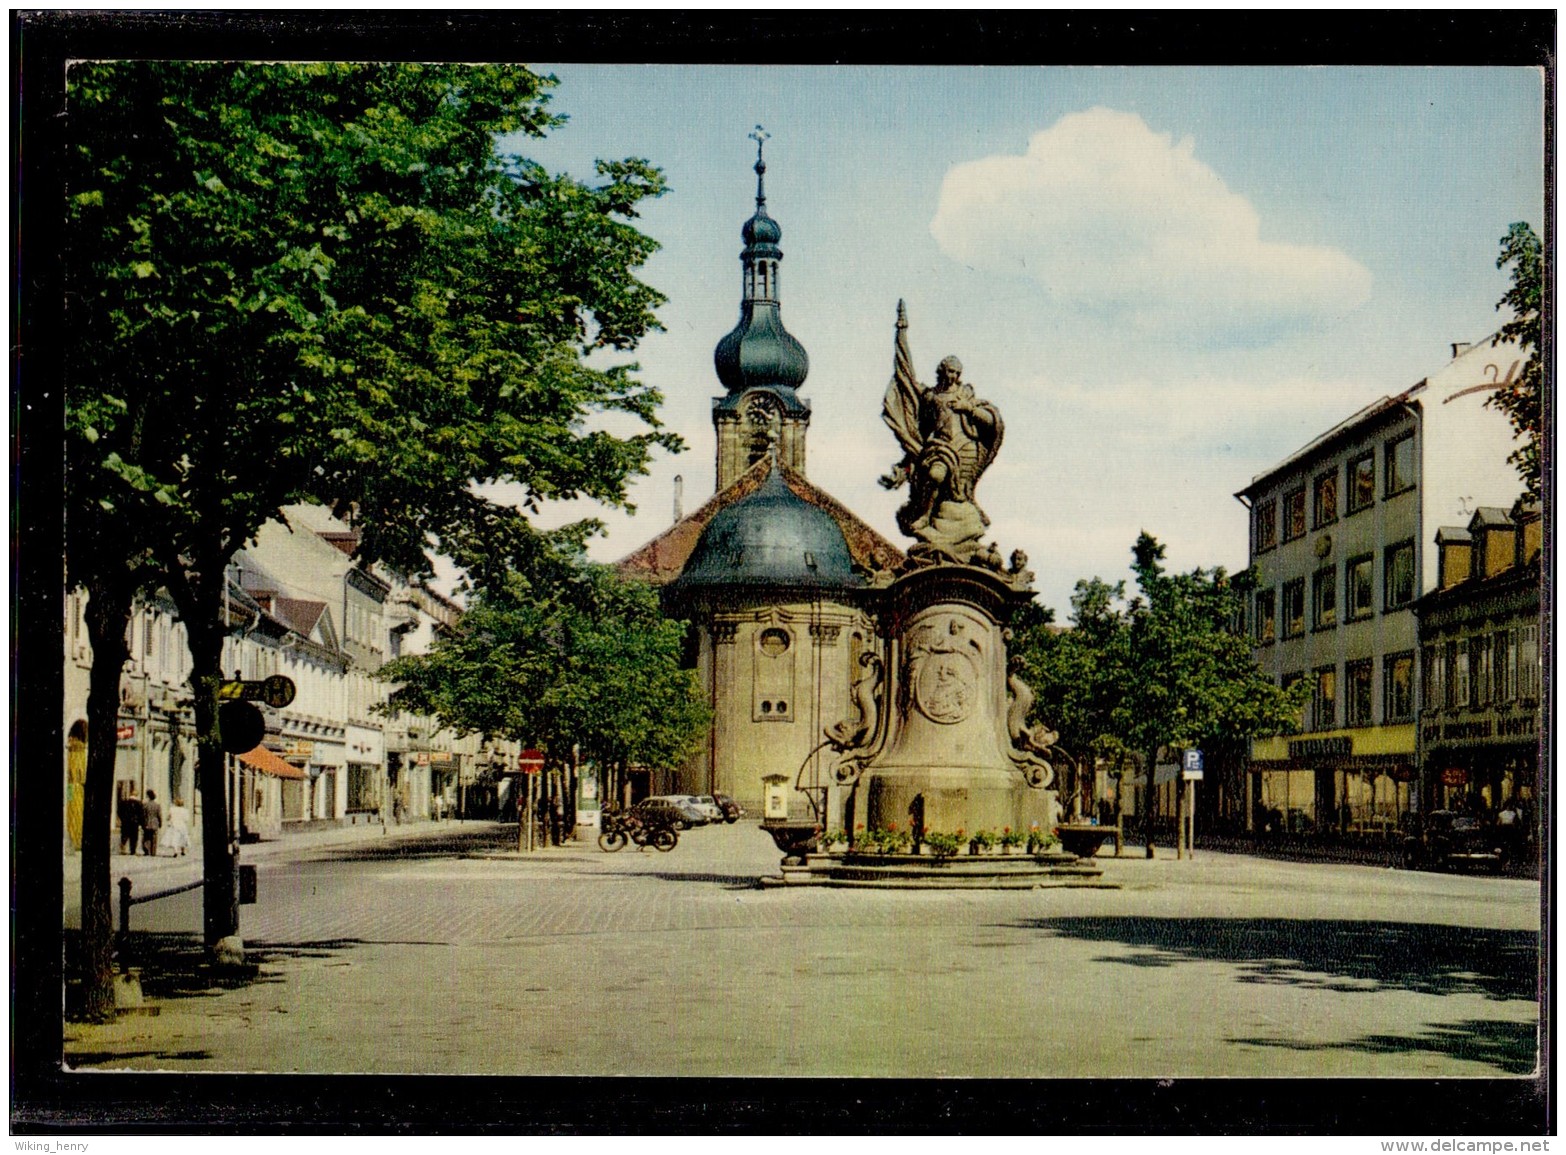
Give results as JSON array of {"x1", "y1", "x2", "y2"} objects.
[{"x1": 13, "y1": 8, "x2": 1555, "y2": 1137}]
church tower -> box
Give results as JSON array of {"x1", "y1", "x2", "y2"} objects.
[{"x1": 712, "y1": 128, "x2": 811, "y2": 490}]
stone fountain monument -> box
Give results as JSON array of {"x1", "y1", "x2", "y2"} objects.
[{"x1": 763, "y1": 303, "x2": 1108, "y2": 888}]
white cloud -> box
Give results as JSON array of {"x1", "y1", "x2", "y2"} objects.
[{"x1": 930, "y1": 108, "x2": 1373, "y2": 344}]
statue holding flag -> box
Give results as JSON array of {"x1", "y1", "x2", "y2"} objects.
[{"x1": 879, "y1": 301, "x2": 1004, "y2": 565}]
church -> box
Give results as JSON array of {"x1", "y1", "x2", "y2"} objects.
[{"x1": 617, "y1": 137, "x2": 903, "y2": 821}]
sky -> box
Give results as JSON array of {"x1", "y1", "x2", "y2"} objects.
[{"x1": 487, "y1": 65, "x2": 1544, "y2": 616}]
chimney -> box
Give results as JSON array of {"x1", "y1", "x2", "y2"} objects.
[
  {"x1": 1451, "y1": 341, "x2": 1472, "y2": 359},
  {"x1": 673, "y1": 474, "x2": 684, "y2": 524}
]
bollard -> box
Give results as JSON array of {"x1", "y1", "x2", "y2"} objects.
[{"x1": 117, "y1": 876, "x2": 133, "y2": 953}]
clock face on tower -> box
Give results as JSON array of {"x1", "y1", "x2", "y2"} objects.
[
  {"x1": 745, "y1": 392, "x2": 778, "y2": 424},
  {"x1": 744, "y1": 392, "x2": 780, "y2": 466}
]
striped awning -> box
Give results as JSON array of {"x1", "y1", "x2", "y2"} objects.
[{"x1": 238, "y1": 745, "x2": 307, "y2": 780}]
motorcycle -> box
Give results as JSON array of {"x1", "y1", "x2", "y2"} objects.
[{"x1": 598, "y1": 808, "x2": 678, "y2": 853}]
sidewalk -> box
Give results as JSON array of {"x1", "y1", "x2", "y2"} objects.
[{"x1": 61, "y1": 816, "x2": 494, "y2": 915}]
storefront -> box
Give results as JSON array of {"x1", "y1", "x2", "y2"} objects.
[
  {"x1": 1414, "y1": 539, "x2": 1540, "y2": 823},
  {"x1": 1249, "y1": 730, "x2": 1416, "y2": 837}
]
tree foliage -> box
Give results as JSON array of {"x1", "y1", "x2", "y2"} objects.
[
  {"x1": 1488, "y1": 221, "x2": 1543, "y2": 501},
  {"x1": 378, "y1": 557, "x2": 711, "y2": 778},
  {"x1": 64, "y1": 62, "x2": 677, "y2": 969},
  {"x1": 1013, "y1": 533, "x2": 1306, "y2": 842}
]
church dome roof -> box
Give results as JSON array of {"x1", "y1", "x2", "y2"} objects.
[{"x1": 672, "y1": 466, "x2": 860, "y2": 593}]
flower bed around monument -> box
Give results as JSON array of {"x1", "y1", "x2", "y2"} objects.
[{"x1": 828, "y1": 824, "x2": 1061, "y2": 863}]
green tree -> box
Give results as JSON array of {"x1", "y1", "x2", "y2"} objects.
[
  {"x1": 1012, "y1": 581, "x2": 1129, "y2": 818},
  {"x1": 65, "y1": 61, "x2": 674, "y2": 1010},
  {"x1": 1121, "y1": 533, "x2": 1304, "y2": 854},
  {"x1": 1487, "y1": 221, "x2": 1543, "y2": 500},
  {"x1": 379, "y1": 558, "x2": 711, "y2": 814},
  {"x1": 1017, "y1": 534, "x2": 1305, "y2": 853}
]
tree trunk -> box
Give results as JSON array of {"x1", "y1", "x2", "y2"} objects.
[
  {"x1": 1142, "y1": 746, "x2": 1159, "y2": 858},
  {"x1": 187, "y1": 620, "x2": 237, "y2": 947},
  {"x1": 77, "y1": 575, "x2": 135, "y2": 1020},
  {"x1": 159, "y1": 549, "x2": 239, "y2": 950}
]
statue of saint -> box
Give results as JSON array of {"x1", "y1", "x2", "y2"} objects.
[{"x1": 880, "y1": 301, "x2": 1004, "y2": 565}]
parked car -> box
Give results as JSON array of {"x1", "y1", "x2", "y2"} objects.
[
  {"x1": 635, "y1": 796, "x2": 709, "y2": 830},
  {"x1": 1400, "y1": 810, "x2": 1509, "y2": 873},
  {"x1": 709, "y1": 792, "x2": 744, "y2": 823},
  {"x1": 682, "y1": 791, "x2": 729, "y2": 820}
]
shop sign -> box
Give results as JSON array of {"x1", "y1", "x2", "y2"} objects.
[
  {"x1": 284, "y1": 740, "x2": 314, "y2": 760},
  {"x1": 1441, "y1": 767, "x2": 1468, "y2": 787},
  {"x1": 1287, "y1": 736, "x2": 1352, "y2": 759},
  {"x1": 115, "y1": 723, "x2": 136, "y2": 743},
  {"x1": 415, "y1": 753, "x2": 430, "y2": 766},
  {"x1": 1496, "y1": 714, "x2": 1536, "y2": 738}
]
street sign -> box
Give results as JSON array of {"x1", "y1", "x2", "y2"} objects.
[
  {"x1": 518, "y1": 748, "x2": 545, "y2": 775},
  {"x1": 217, "y1": 675, "x2": 297, "y2": 709},
  {"x1": 1182, "y1": 749, "x2": 1204, "y2": 780}
]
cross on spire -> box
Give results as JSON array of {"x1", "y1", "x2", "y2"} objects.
[{"x1": 749, "y1": 125, "x2": 770, "y2": 205}]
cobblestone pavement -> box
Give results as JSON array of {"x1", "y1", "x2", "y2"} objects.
[{"x1": 62, "y1": 820, "x2": 1542, "y2": 1078}]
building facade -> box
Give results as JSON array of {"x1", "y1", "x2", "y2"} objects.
[
  {"x1": 1237, "y1": 337, "x2": 1525, "y2": 836},
  {"x1": 1415, "y1": 500, "x2": 1542, "y2": 826},
  {"x1": 65, "y1": 504, "x2": 508, "y2": 857}
]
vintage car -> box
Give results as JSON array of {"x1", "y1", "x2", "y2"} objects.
[{"x1": 1400, "y1": 810, "x2": 1509, "y2": 873}]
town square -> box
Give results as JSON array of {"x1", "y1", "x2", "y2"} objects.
[{"x1": 14, "y1": 11, "x2": 1550, "y2": 1140}]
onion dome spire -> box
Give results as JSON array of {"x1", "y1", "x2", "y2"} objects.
[{"x1": 714, "y1": 126, "x2": 810, "y2": 402}]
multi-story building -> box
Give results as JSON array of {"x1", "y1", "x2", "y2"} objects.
[
  {"x1": 1414, "y1": 499, "x2": 1542, "y2": 825},
  {"x1": 1236, "y1": 336, "x2": 1525, "y2": 836},
  {"x1": 64, "y1": 503, "x2": 501, "y2": 856}
]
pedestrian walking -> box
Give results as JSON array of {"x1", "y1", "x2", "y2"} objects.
[
  {"x1": 141, "y1": 789, "x2": 163, "y2": 856},
  {"x1": 164, "y1": 801, "x2": 192, "y2": 856},
  {"x1": 116, "y1": 790, "x2": 144, "y2": 855}
]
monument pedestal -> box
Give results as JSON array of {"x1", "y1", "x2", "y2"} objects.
[{"x1": 850, "y1": 564, "x2": 1059, "y2": 838}]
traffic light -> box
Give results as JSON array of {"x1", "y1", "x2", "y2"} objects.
[{"x1": 218, "y1": 700, "x2": 265, "y2": 754}]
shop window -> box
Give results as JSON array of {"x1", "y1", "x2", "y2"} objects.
[
  {"x1": 1313, "y1": 469, "x2": 1338, "y2": 528},
  {"x1": 1385, "y1": 432, "x2": 1416, "y2": 496},
  {"x1": 1254, "y1": 588, "x2": 1276, "y2": 645},
  {"x1": 1345, "y1": 660, "x2": 1373, "y2": 726},
  {"x1": 1313, "y1": 666, "x2": 1337, "y2": 730},
  {"x1": 1281, "y1": 580, "x2": 1305, "y2": 638},
  {"x1": 1254, "y1": 500, "x2": 1278, "y2": 553},
  {"x1": 1384, "y1": 540, "x2": 1415, "y2": 609},
  {"x1": 1384, "y1": 652, "x2": 1414, "y2": 721},
  {"x1": 1347, "y1": 452, "x2": 1375, "y2": 513},
  {"x1": 1345, "y1": 555, "x2": 1374, "y2": 620},
  {"x1": 346, "y1": 764, "x2": 378, "y2": 813},
  {"x1": 1283, "y1": 488, "x2": 1307, "y2": 541},
  {"x1": 1312, "y1": 566, "x2": 1336, "y2": 631}
]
